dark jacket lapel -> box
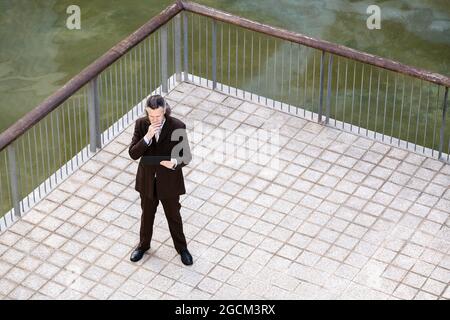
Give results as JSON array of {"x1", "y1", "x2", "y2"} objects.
[{"x1": 156, "y1": 115, "x2": 171, "y2": 144}]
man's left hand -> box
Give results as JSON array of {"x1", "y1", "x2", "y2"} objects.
[{"x1": 160, "y1": 160, "x2": 175, "y2": 169}]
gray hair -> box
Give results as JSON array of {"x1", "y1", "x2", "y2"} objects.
[{"x1": 145, "y1": 95, "x2": 171, "y2": 116}]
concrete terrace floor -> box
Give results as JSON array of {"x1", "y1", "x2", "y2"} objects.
[{"x1": 0, "y1": 81, "x2": 449, "y2": 300}]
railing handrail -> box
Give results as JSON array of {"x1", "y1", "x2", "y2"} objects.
[
  {"x1": 1, "y1": 0, "x2": 449, "y2": 152},
  {"x1": 0, "y1": 1, "x2": 183, "y2": 152},
  {"x1": 181, "y1": 0, "x2": 450, "y2": 88}
]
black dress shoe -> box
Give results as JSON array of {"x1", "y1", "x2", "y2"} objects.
[
  {"x1": 130, "y1": 248, "x2": 149, "y2": 262},
  {"x1": 180, "y1": 249, "x2": 193, "y2": 266}
]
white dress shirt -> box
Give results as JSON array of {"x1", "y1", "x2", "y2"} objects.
[{"x1": 143, "y1": 117, "x2": 177, "y2": 170}]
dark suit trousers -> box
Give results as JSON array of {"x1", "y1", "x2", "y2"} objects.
[{"x1": 138, "y1": 178, "x2": 187, "y2": 254}]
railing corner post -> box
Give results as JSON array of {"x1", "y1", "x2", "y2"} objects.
[
  {"x1": 161, "y1": 23, "x2": 169, "y2": 94},
  {"x1": 7, "y1": 143, "x2": 21, "y2": 218},
  {"x1": 175, "y1": 14, "x2": 182, "y2": 83},
  {"x1": 438, "y1": 86, "x2": 449, "y2": 161},
  {"x1": 182, "y1": 11, "x2": 189, "y2": 82},
  {"x1": 212, "y1": 19, "x2": 217, "y2": 90},
  {"x1": 325, "y1": 54, "x2": 333, "y2": 125},
  {"x1": 88, "y1": 76, "x2": 101, "y2": 153},
  {"x1": 318, "y1": 50, "x2": 326, "y2": 124}
]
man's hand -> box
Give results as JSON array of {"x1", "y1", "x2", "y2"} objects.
[
  {"x1": 160, "y1": 160, "x2": 176, "y2": 169},
  {"x1": 145, "y1": 122, "x2": 162, "y2": 141}
]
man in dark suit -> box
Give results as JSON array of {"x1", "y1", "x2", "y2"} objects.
[{"x1": 128, "y1": 95, "x2": 193, "y2": 265}]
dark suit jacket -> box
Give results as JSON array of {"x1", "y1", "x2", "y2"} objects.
[{"x1": 129, "y1": 115, "x2": 192, "y2": 199}]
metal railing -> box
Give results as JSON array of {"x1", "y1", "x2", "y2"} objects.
[{"x1": 0, "y1": 0, "x2": 449, "y2": 230}]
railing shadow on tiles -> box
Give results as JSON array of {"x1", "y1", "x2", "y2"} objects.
[{"x1": 0, "y1": 0, "x2": 449, "y2": 230}]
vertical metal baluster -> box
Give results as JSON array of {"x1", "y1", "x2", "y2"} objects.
[
  {"x1": 447, "y1": 136, "x2": 450, "y2": 162},
  {"x1": 258, "y1": 34, "x2": 261, "y2": 103},
  {"x1": 144, "y1": 39, "x2": 148, "y2": 101},
  {"x1": 438, "y1": 87, "x2": 449, "y2": 160},
  {"x1": 273, "y1": 40, "x2": 277, "y2": 108},
  {"x1": 113, "y1": 64, "x2": 118, "y2": 134},
  {"x1": 220, "y1": 21, "x2": 223, "y2": 90},
  {"x1": 288, "y1": 42, "x2": 292, "y2": 112},
  {"x1": 390, "y1": 75, "x2": 398, "y2": 144},
  {"x1": 135, "y1": 49, "x2": 139, "y2": 115},
  {"x1": 235, "y1": 29, "x2": 238, "y2": 96},
  {"x1": 296, "y1": 44, "x2": 301, "y2": 115},
  {"x1": 325, "y1": 53, "x2": 333, "y2": 124},
  {"x1": 140, "y1": 44, "x2": 144, "y2": 114},
  {"x1": 342, "y1": 59, "x2": 348, "y2": 129},
  {"x1": 334, "y1": 56, "x2": 340, "y2": 126},
  {"x1": 304, "y1": 50, "x2": 308, "y2": 117},
  {"x1": 406, "y1": 79, "x2": 415, "y2": 148},
  {"x1": 172, "y1": 20, "x2": 176, "y2": 88},
  {"x1": 0, "y1": 160, "x2": 4, "y2": 218},
  {"x1": 366, "y1": 67, "x2": 373, "y2": 136},
  {"x1": 125, "y1": 54, "x2": 130, "y2": 121},
  {"x1": 67, "y1": 103, "x2": 74, "y2": 173},
  {"x1": 108, "y1": 68, "x2": 116, "y2": 137},
  {"x1": 398, "y1": 77, "x2": 406, "y2": 146},
  {"x1": 243, "y1": 31, "x2": 246, "y2": 96},
  {"x1": 18, "y1": 141, "x2": 23, "y2": 214},
  {"x1": 212, "y1": 19, "x2": 217, "y2": 89},
  {"x1": 318, "y1": 50, "x2": 325, "y2": 123},
  {"x1": 350, "y1": 61, "x2": 356, "y2": 131},
  {"x1": 21, "y1": 137, "x2": 28, "y2": 210},
  {"x1": 0, "y1": 159, "x2": 3, "y2": 216},
  {"x1": 78, "y1": 95, "x2": 84, "y2": 161},
  {"x1": 105, "y1": 70, "x2": 110, "y2": 142},
  {"x1": 134, "y1": 47, "x2": 138, "y2": 113},
  {"x1": 374, "y1": 70, "x2": 381, "y2": 139},
  {"x1": 56, "y1": 107, "x2": 63, "y2": 180},
  {"x1": 84, "y1": 87, "x2": 90, "y2": 159},
  {"x1": 100, "y1": 74, "x2": 106, "y2": 142},
  {"x1": 119, "y1": 59, "x2": 124, "y2": 130},
  {"x1": 62, "y1": 103, "x2": 69, "y2": 172},
  {"x1": 158, "y1": 30, "x2": 162, "y2": 95},
  {"x1": 97, "y1": 75, "x2": 102, "y2": 145},
  {"x1": 281, "y1": 40, "x2": 285, "y2": 110},
  {"x1": 44, "y1": 115, "x2": 51, "y2": 187},
  {"x1": 191, "y1": 13, "x2": 194, "y2": 82},
  {"x1": 206, "y1": 18, "x2": 209, "y2": 87},
  {"x1": 198, "y1": 15, "x2": 201, "y2": 84},
  {"x1": 228, "y1": 24, "x2": 231, "y2": 94},
  {"x1": 154, "y1": 35, "x2": 158, "y2": 93},
  {"x1": 73, "y1": 96, "x2": 79, "y2": 167},
  {"x1": 265, "y1": 38, "x2": 269, "y2": 105},
  {"x1": 130, "y1": 50, "x2": 135, "y2": 113},
  {"x1": 250, "y1": 33, "x2": 253, "y2": 101},
  {"x1": 358, "y1": 64, "x2": 365, "y2": 134},
  {"x1": 148, "y1": 37, "x2": 153, "y2": 95},
  {"x1": 382, "y1": 74, "x2": 389, "y2": 142},
  {"x1": 414, "y1": 80, "x2": 422, "y2": 151},
  {"x1": 38, "y1": 121, "x2": 47, "y2": 193},
  {"x1": 49, "y1": 111, "x2": 57, "y2": 184},
  {"x1": 32, "y1": 125, "x2": 41, "y2": 199},
  {"x1": 423, "y1": 85, "x2": 431, "y2": 153}
]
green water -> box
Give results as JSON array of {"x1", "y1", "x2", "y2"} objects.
[
  {"x1": 0, "y1": 0, "x2": 449, "y2": 133},
  {"x1": 0, "y1": 0, "x2": 449, "y2": 217}
]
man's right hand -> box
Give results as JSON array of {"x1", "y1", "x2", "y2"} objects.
[{"x1": 145, "y1": 122, "x2": 161, "y2": 141}]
